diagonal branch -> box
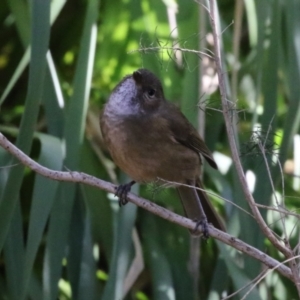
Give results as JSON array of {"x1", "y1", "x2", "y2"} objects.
[
  {"x1": 208, "y1": 0, "x2": 300, "y2": 292},
  {"x1": 208, "y1": 0, "x2": 292, "y2": 257},
  {"x1": 0, "y1": 131, "x2": 293, "y2": 280}
]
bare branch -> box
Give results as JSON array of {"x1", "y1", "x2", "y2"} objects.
[
  {"x1": 207, "y1": 0, "x2": 292, "y2": 258},
  {"x1": 208, "y1": 0, "x2": 300, "y2": 292},
  {"x1": 0, "y1": 131, "x2": 294, "y2": 281}
]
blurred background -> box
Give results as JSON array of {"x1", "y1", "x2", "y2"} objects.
[{"x1": 0, "y1": 0, "x2": 300, "y2": 299}]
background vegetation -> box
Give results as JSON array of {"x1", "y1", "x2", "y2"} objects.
[{"x1": 0, "y1": 0, "x2": 300, "y2": 299}]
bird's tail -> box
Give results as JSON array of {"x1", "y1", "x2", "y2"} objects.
[{"x1": 177, "y1": 178, "x2": 225, "y2": 232}]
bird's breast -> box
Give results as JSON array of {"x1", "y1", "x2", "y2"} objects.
[{"x1": 101, "y1": 109, "x2": 200, "y2": 184}]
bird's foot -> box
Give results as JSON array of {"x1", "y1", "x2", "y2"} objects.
[
  {"x1": 193, "y1": 218, "x2": 209, "y2": 239},
  {"x1": 115, "y1": 181, "x2": 135, "y2": 206}
]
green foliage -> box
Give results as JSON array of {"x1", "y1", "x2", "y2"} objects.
[{"x1": 0, "y1": 0, "x2": 300, "y2": 299}]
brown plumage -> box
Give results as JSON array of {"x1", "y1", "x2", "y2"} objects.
[{"x1": 100, "y1": 69, "x2": 225, "y2": 236}]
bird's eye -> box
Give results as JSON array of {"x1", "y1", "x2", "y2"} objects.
[{"x1": 146, "y1": 88, "x2": 156, "y2": 98}]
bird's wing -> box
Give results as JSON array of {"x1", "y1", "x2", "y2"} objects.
[{"x1": 161, "y1": 102, "x2": 218, "y2": 169}]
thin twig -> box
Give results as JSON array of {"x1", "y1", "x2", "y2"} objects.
[
  {"x1": 258, "y1": 141, "x2": 288, "y2": 239},
  {"x1": 241, "y1": 255, "x2": 300, "y2": 300},
  {"x1": 159, "y1": 178, "x2": 254, "y2": 218},
  {"x1": 128, "y1": 46, "x2": 214, "y2": 60},
  {"x1": 222, "y1": 267, "x2": 268, "y2": 300},
  {"x1": 255, "y1": 203, "x2": 300, "y2": 219}
]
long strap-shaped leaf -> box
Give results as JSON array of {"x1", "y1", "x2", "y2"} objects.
[
  {"x1": 0, "y1": 0, "x2": 50, "y2": 253},
  {"x1": 42, "y1": 0, "x2": 99, "y2": 298}
]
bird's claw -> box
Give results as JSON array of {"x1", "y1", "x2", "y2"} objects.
[
  {"x1": 193, "y1": 218, "x2": 209, "y2": 239},
  {"x1": 115, "y1": 183, "x2": 132, "y2": 206}
]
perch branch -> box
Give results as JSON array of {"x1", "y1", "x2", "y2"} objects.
[{"x1": 0, "y1": 131, "x2": 293, "y2": 280}]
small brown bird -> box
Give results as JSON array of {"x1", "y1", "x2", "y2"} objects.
[{"x1": 100, "y1": 69, "x2": 224, "y2": 237}]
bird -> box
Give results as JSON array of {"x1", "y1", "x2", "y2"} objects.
[{"x1": 100, "y1": 68, "x2": 224, "y2": 237}]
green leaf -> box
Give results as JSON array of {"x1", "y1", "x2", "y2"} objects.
[
  {"x1": 6, "y1": 0, "x2": 30, "y2": 46},
  {"x1": 3, "y1": 202, "x2": 24, "y2": 300},
  {"x1": 42, "y1": 0, "x2": 99, "y2": 298},
  {"x1": 22, "y1": 133, "x2": 64, "y2": 298},
  {"x1": 80, "y1": 140, "x2": 113, "y2": 262},
  {"x1": 0, "y1": 0, "x2": 50, "y2": 254},
  {"x1": 102, "y1": 177, "x2": 137, "y2": 300},
  {"x1": 140, "y1": 211, "x2": 176, "y2": 300},
  {"x1": 279, "y1": 0, "x2": 300, "y2": 164},
  {"x1": 218, "y1": 242, "x2": 261, "y2": 300}
]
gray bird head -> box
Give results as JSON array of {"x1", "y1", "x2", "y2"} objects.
[{"x1": 106, "y1": 69, "x2": 165, "y2": 116}]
